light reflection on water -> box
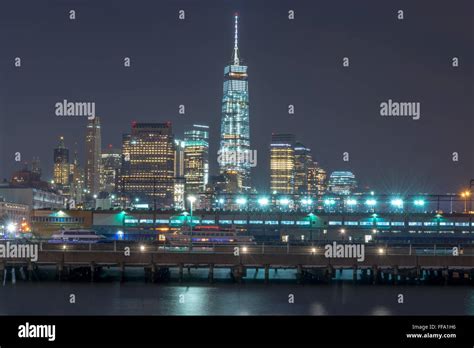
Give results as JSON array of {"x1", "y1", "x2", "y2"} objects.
[
  {"x1": 0, "y1": 267, "x2": 473, "y2": 315},
  {"x1": 370, "y1": 306, "x2": 392, "y2": 316}
]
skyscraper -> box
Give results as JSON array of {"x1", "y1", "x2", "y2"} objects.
[
  {"x1": 120, "y1": 122, "x2": 175, "y2": 208},
  {"x1": 308, "y1": 162, "x2": 327, "y2": 197},
  {"x1": 173, "y1": 138, "x2": 186, "y2": 209},
  {"x1": 174, "y1": 139, "x2": 185, "y2": 178},
  {"x1": 219, "y1": 13, "x2": 251, "y2": 192},
  {"x1": 101, "y1": 145, "x2": 121, "y2": 193},
  {"x1": 270, "y1": 133, "x2": 295, "y2": 194},
  {"x1": 85, "y1": 117, "x2": 102, "y2": 196},
  {"x1": 184, "y1": 124, "x2": 209, "y2": 194},
  {"x1": 53, "y1": 136, "x2": 70, "y2": 190},
  {"x1": 70, "y1": 149, "x2": 85, "y2": 205},
  {"x1": 327, "y1": 171, "x2": 357, "y2": 195},
  {"x1": 294, "y1": 142, "x2": 313, "y2": 194},
  {"x1": 30, "y1": 157, "x2": 41, "y2": 176}
]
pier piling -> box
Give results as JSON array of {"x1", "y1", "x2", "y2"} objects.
[
  {"x1": 178, "y1": 263, "x2": 184, "y2": 283},
  {"x1": 264, "y1": 265, "x2": 270, "y2": 283},
  {"x1": 208, "y1": 264, "x2": 214, "y2": 283}
]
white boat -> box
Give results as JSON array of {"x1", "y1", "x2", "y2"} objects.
[
  {"x1": 49, "y1": 228, "x2": 106, "y2": 243},
  {"x1": 166, "y1": 225, "x2": 255, "y2": 246}
]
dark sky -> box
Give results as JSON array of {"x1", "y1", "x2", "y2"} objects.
[{"x1": 0, "y1": 0, "x2": 472, "y2": 194}]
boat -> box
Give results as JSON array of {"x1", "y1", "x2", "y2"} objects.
[
  {"x1": 48, "y1": 228, "x2": 106, "y2": 243},
  {"x1": 166, "y1": 225, "x2": 255, "y2": 246}
]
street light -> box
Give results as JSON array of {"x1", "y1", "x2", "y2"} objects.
[
  {"x1": 258, "y1": 197, "x2": 269, "y2": 207},
  {"x1": 366, "y1": 199, "x2": 377, "y2": 207},
  {"x1": 366, "y1": 199, "x2": 376, "y2": 212},
  {"x1": 236, "y1": 197, "x2": 247, "y2": 210},
  {"x1": 216, "y1": 197, "x2": 225, "y2": 211},
  {"x1": 390, "y1": 198, "x2": 404, "y2": 209},
  {"x1": 461, "y1": 191, "x2": 471, "y2": 213},
  {"x1": 414, "y1": 199, "x2": 425, "y2": 207},
  {"x1": 187, "y1": 195, "x2": 197, "y2": 234},
  {"x1": 346, "y1": 198, "x2": 357, "y2": 206},
  {"x1": 6, "y1": 223, "x2": 17, "y2": 234},
  {"x1": 279, "y1": 198, "x2": 290, "y2": 206},
  {"x1": 324, "y1": 198, "x2": 336, "y2": 205}
]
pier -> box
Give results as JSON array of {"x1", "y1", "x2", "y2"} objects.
[{"x1": 1, "y1": 242, "x2": 473, "y2": 284}]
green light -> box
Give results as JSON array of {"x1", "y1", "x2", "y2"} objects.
[
  {"x1": 236, "y1": 197, "x2": 247, "y2": 205},
  {"x1": 366, "y1": 199, "x2": 377, "y2": 206},
  {"x1": 346, "y1": 198, "x2": 357, "y2": 206},
  {"x1": 414, "y1": 199, "x2": 425, "y2": 206},
  {"x1": 390, "y1": 198, "x2": 403, "y2": 208}
]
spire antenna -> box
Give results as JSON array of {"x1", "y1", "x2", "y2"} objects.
[{"x1": 232, "y1": 13, "x2": 240, "y2": 65}]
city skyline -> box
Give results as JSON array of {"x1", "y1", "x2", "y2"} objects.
[
  {"x1": 0, "y1": 1, "x2": 473, "y2": 336},
  {"x1": 0, "y1": 0, "x2": 472, "y2": 194}
]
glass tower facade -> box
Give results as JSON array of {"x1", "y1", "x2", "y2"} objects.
[
  {"x1": 120, "y1": 122, "x2": 175, "y2": 208},
  {"x1": 219, "y1": 14, "x2": 251, "y2": 191},
  {"x1": 184, "y1": 125, "x2": 209, "y2": 194},
  {"x1": 308, "y1": 162, "x2": 327, "y2": 197},
  {"x1": 100, "y1": 146, "x2": 121, "y2": 193},
  {"x1": 327, "y1": 171, "x2": 357, "y2": 195},
  {"x1": 294, "y1": 142, "x2": 313, "y2": 194},
  {"x1": 53, "y1": 136, "x2": 70, "y2": 189},
  {"x1": 270, "y1": 133, "x2": 296, "y2": 194},
  {"x1": 85, "y1": 117, "x2": 102, "y2": 196}
]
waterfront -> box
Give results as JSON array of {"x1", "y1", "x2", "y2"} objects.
[{"x1": 1, "y1": 268, "x2": 474, "y2": 315}]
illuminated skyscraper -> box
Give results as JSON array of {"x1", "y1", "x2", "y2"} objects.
[
  {"x1": 270, "y1": 133, "x2": 295, "y2": 194},
  {"x1": 120, "y1": 133, "x2": 131, "y2": 176},
  {"x1": 184, "y1": 124, "x2": 209, "y2": 194},
  {"x1": 121, "y1": 122, "x2": 175, "y2": 208},
  {"x1": 328, "y1": 171, "x2": 357, "y2": 195},
  {"x1": 308, "y1": 162, "x2": 327, "y2": 197},
  {"x1": 85, "y1": 117, "x2": 102, "y2": 196},
  {"x1": 70, "y1": 149, "x2": 85, "y2": 205},
  {"x1": 174, "y1": 139, "x2": 185, "y2": 178},
  {"x1": 101, "y1": 145, "x2": 121, "y2": 193},
  {"x1": 294, "y1": 142, "x2": 313, "y2": 194},
  {"x1": 219, "y1": 13, "x2": 251, "y2": 192},
  {"x1": 173, "y1": 139, "x2": 185, "y2": 210},
  {"x1": 53, "y1": 136, "x2": 70, "y2": 190}
]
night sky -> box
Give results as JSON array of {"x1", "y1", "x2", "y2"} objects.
[{"x1": 0, "y1": 0, "x2": 472, "y2": 193}]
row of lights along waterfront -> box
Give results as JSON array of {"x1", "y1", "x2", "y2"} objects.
[{"x1": 178, "y1": 193, "x2": 469, "y2": 213}]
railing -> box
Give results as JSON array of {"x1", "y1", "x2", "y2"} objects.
[{"x1": 0, "y1": 240, "x2": 469, "y2": 257}]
